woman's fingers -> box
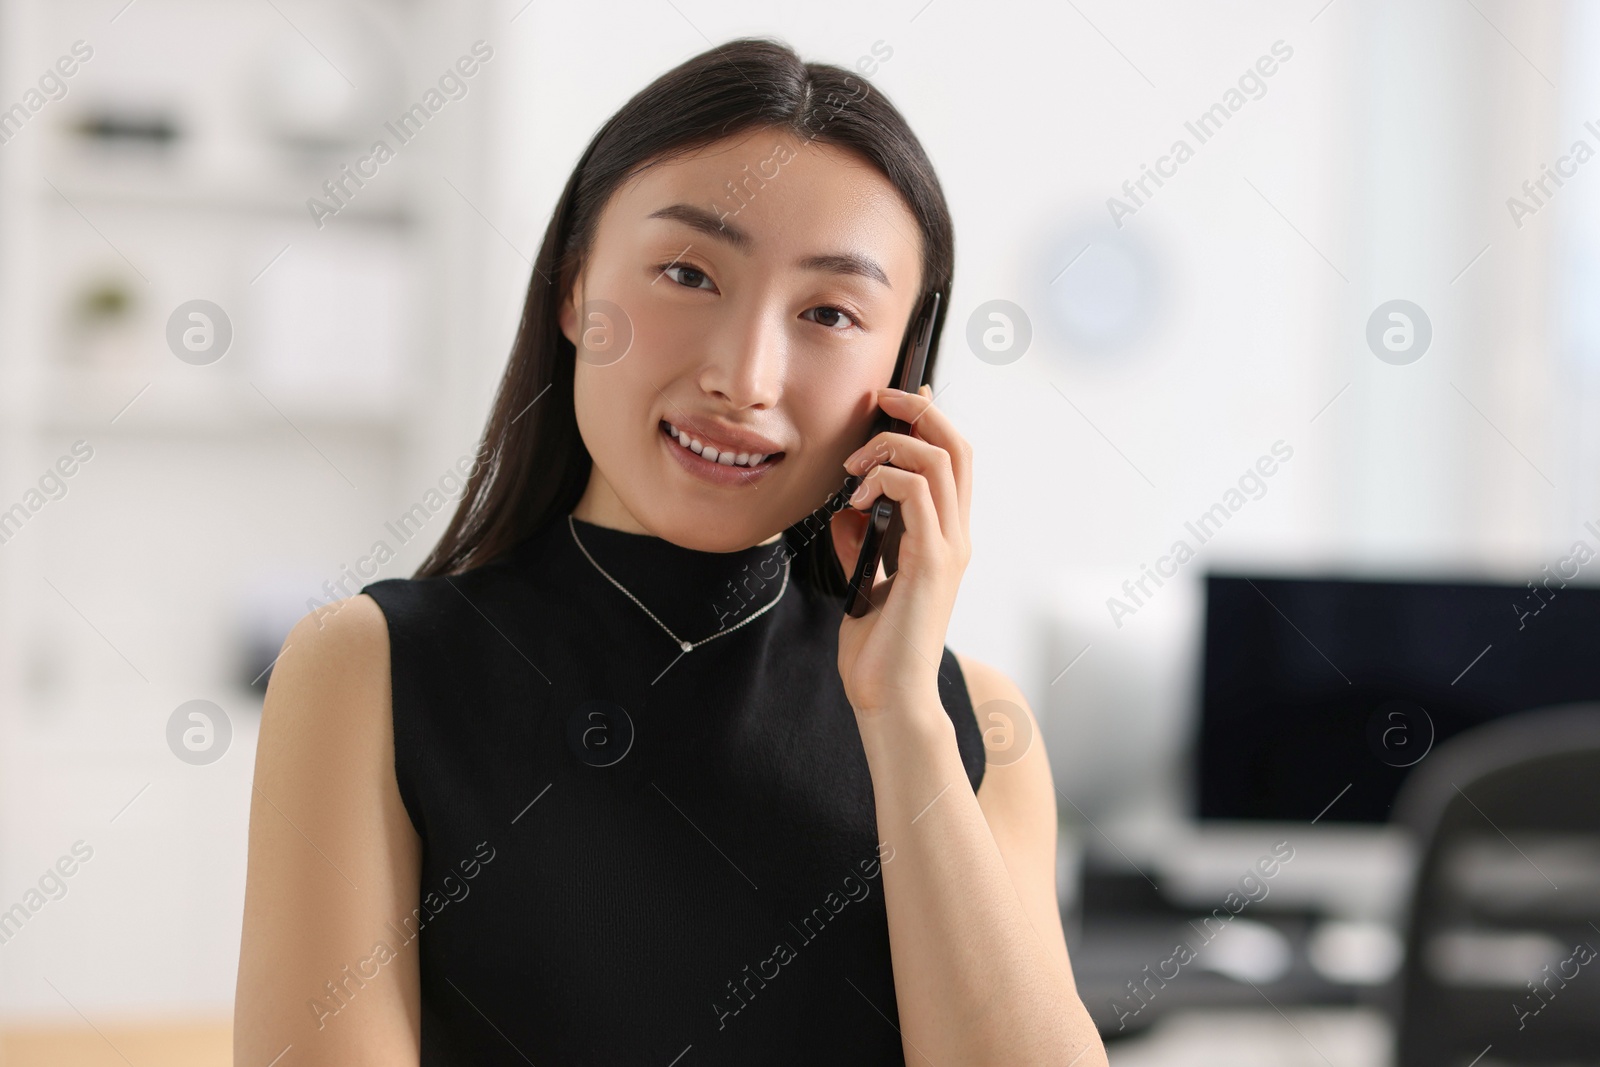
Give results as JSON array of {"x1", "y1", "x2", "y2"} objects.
[
  {"x1": 847, "y1": 432, "x2": 957, "y2": 541},
  {"x1": 886, "y1": 385, "x2": 973, "y2": 536},
  {"x1": 848, "y1": 463, "x2": 943, "y2": 569},
  {"x1": 845, "y1": 387, "x2": 972, "y2": 546}
]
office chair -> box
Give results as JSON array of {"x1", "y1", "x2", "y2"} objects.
[{"x1": 1390, "y1": 703, "x2": 1600, "y2": 1067}]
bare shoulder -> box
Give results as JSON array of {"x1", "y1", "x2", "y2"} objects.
[
  {"x1": 236, "y1": 595, "x2": 422, "y2": 1063},
  {"x1": 953, "y1": 651, "x2": 1029, "y2": 710},
  {"x1": 953, "y1": 651, "x2": 1073, "y2": 984},
  {"x1": 276, "y1": 594, "x2": 391, "y2": 695},
  {"x1": 249, "y1": 596, "x2": 397, "y2": 801},
  {"x1": 253, "y1": 594, "x2": 396, "y2": 807},
  {"x1": 953, "y1": 651, "x2": 1047, "y2": 783}
]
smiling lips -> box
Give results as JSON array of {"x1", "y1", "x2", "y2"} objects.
[{"x1": 661, "y1": 420, "x2": 783, "y2": 469}]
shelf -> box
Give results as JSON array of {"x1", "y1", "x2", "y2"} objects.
[
  {"x1": 35, "y1": 367, "x2": 416, "y2": 433},
  {"x1": 38, "y1": 166, "x2": 415, "y2": 226}
]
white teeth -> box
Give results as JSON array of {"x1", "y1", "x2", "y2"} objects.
[{"x1": 664, "y1": 422, "x2": 772, "y2": 468}]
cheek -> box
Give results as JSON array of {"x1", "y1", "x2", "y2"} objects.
[
  {"x1": 572, "y1": 363, "x2": 649, "y2": 465},
  {"x1": 790, "y1": 368, "x2": 881, "y2": 466}
]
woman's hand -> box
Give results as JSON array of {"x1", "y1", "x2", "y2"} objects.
[{"x1": 830, "y1": 383, "x2": 973, "y2": 721}]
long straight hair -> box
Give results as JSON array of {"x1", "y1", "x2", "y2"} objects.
[{"x1": 416, "y1": 37, "x2": 956, "y2": 598}]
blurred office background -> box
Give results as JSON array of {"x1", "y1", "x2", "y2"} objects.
[{"x1": 0, "y1": 0, "x2": 1597, "y2": 1063}]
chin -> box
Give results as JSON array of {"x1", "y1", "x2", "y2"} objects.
[
  {"x1": 638, "y1": 434, "x2": 805, "y2": 550},
  {"x1": 632, "y1": 496, "x2": 786, "y2": 553}
]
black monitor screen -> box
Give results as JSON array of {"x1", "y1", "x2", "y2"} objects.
[{"x1": 1198, "y1": 571, "x2": 1600, "y2": 822}]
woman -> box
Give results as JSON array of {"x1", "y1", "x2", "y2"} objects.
[{"x1": 235, "y1": 37, "x2": 1106, "y2": 1066}]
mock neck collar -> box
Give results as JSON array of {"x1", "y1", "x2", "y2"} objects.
[{"x1": 558, "y1": 513, "x2": 795, "y2": 646}]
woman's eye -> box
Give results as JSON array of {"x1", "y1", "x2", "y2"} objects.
[
  {"x1": 660, "y1": 264, "x2": 716, "y2": 291},
  {"x1": 802, "y1": 305, "x2": 858, "y2": 330}
]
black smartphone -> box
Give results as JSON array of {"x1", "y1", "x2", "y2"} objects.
[{"x1": 843, "y1": 290, "x2": 942, "y2": 619}]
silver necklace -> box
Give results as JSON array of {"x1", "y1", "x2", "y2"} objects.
[{"x1": 567, "y1": 514, "x2": 790, "y2": 652}]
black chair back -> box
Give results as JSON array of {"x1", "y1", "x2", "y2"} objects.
[{"x1": 1391, "y1": 704, "x2": 1600, "y2": 1067}]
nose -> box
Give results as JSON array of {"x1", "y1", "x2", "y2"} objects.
[{"x1": 698, "y1": 300, "x2": 785, "y2": 411}]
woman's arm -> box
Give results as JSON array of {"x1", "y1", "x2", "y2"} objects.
[
  {"x1": 960, "y1": 652, "x2": 1079, "y2": 992},
  {"x1": 833, "y1": 385, "x2": 1106, "y2": 1065},
  {"x1": 234, "y1": 595, "x2": 423, "y2": 1066},
  {"x1": 858, "y1": 658, "x2": 1106, "y2": 1066}
]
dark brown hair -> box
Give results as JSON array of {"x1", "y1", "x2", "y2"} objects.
[{"x1": 416, "y1": 37, "x2": 956, "y2": 598}]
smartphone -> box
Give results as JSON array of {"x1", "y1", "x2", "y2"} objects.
[{"x1": 843, "y1": 290, "x2": 942, "y2": 618}]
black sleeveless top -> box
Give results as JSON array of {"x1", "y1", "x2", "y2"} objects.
[{"x1": 362, "y1": 514, "x2": 986, "y2": 1066}]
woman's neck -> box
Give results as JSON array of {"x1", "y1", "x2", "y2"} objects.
[
  {"x1": 571, "y1": 473, "x2": 651, "y2": 534},
  {"x1": 572, "y1": 470, "x2": 783, "y2": 546}
]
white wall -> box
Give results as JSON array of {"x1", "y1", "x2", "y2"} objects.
[
  {"x1": 480, "y1": 0, "x2": 1573, "y2": 834},
  {"x1": 0, "y1": 0, "x2": 1584, "y2": 1022},
  {"x1": 0, "y1": 0, "x2": 494, "y2": 1019}
]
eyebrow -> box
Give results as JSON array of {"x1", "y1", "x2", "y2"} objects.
[{"x1": 646, "y1": 203, "x2": 892, "y2": 288}]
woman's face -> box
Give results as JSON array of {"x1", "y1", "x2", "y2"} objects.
[{"x1": 561, "y1": 126, "x2": 925, "y2": 552}]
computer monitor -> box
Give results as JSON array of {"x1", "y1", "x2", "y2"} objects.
[{"x1": 1198, "y1": 570, "x2": 1600, "y2": 823}]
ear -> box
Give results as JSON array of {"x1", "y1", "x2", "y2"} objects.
[{"x1": 557, "y1": 280, "x2": 580, "y2": 348}]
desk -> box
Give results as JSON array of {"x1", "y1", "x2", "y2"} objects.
[{"x1": 1107, "y1": 1007, "x2": 1393, "y2": 1067}]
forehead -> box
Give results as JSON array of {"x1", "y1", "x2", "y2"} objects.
[{"x1": 605, "y1": 128, "x2": 924, "y2": 290}]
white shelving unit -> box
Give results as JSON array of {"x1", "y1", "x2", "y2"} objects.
[{"x1": 0, "y1": 0, "x2": 496, "y2": 1021}]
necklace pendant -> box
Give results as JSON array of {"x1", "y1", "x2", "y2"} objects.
[{"x1": 568, "y1": 515, "x2": 789, "y2": 659}]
